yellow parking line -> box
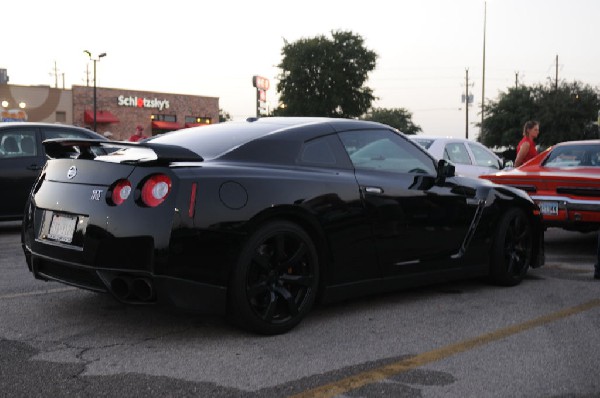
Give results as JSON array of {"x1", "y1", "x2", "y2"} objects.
[
  {"x1": 291, "y1": 298, "x2": 600, "y2": 398},
  {"x1": 0, "y1": 287, "x2": 77, "y2": 300}
]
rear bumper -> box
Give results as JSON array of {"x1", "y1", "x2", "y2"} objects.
[
  {"x1": 532, "y1": 195, "x2": 600, "y2": 231},
  {"x1": 23, "y1": 245, "x2": 227, "y2": 314}
]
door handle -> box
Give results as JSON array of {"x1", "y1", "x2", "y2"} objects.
[
  {"x1": 363, "y1": 186, "x2": 383, "y2": 194},
  {"x1": 27, "y1": 164, "x2": 43, "y2": 171}
]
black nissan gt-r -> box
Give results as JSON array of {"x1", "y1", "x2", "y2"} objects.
[{"x1": 22, "y1": 117, "x2": 544, "y2": 334}]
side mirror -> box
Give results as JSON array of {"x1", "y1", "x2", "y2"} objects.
[
  {"x1": 501, "y1": 160, "x2": 515, "y2": 170},
  {"x1": 502, "y1": 159, "x2": 514, "y2": 170},
  {"x1": 436, "y1": 159, "x2": 455, "y2": 184}
]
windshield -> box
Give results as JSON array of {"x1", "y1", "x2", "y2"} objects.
[
  {"x1": 411, "y1": 138, "x2": 434, "y2": 149},
  {"x1": 543, "y1": 144, "x2": 600, "y2": 167}
]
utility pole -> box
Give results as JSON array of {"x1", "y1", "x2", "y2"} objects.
[
  {"x1": 52, "y1": 61, "x2": 59, "y2": 88},
  {"x1": 555, "y1": 54, "x2": 559, "y2": 91},
  {"x1": 465, "y1": 68, "x2": 470, "y2": 139},
  {"x1": 481, "y1": 1, "x2": 487, "y2": 142},
  {"x1": 515, "y1": 71, "x2": 519, "y2": 89}
]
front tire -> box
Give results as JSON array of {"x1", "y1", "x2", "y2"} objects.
[
  {"x1": 229, "y1": 221, "x2": 319, "y2": 335},
  {"x1": 490, "y1": 208, "x2": 533, "y2": 286}
]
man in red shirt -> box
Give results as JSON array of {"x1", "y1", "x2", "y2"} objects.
[{"x1": 128, "y1": 125, "x2": 148, "y2": 142}]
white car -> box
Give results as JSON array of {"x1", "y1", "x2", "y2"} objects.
[{"x1": 410, "y1": 135, "x2": 512, "y2": 178}]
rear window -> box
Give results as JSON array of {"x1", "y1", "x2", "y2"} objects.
[
  {"x1": 412, "y1": 138, "x2": 434, "y2": 149},
  {"x1": 148, "y1": 122, "x2": 278, "y2": 160}
]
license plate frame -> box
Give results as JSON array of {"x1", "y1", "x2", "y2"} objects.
[
  {"x1": 538, "y1": 201, "x2": 559, "y2": 216},
  {"x1": 47, "y1": 213, "x2": 77, "y2": 243}
]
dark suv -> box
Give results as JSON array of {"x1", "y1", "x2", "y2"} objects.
[{"x1": 0, "y1": 122, "x2": 107, "y2": 221}]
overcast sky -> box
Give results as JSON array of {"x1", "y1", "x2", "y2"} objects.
[{"x1": 4, "y1": 0, "x2": 599, "y2": 138}]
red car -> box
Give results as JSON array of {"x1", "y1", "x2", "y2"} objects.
[{"x1": 480, "y1": 140, "x2": 600, "y2": 232}]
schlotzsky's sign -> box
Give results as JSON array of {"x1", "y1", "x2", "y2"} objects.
[{"x1": 117, "y1": 95, "x2": 170, "y2": 111}]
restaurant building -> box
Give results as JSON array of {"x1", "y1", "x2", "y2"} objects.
[{"x1": 0, "y1": 71, "x2": 219, "y2": 141}]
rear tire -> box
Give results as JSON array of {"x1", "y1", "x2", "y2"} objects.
[
  {"x1": 490, "y1": 208, "x2": 533, "y2": 286},
  {"x1": 228, "y1": 221, "x2": 319, "y2": 335}
]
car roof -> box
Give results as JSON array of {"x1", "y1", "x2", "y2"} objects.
[
  {"x1": 230, "y1": 117, "x2": 386, "y2": 133},
  {"x1": 0, "y1": 121, "x2": 88, "y2": 129},
  {"x1": 149, "y1": 117, "x2": 392, "y2": 160},
  {"x1": 0, "y1": 122, "x2": 107, "y2": 144},
  {"x1": 411, "y1": 135, "x2": 476, "y2": 143},
  {"x1": 553, "y1": 139, "x2": 600, "y2": 147}
]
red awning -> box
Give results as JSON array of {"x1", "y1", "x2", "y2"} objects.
[
  {"x1": 84, "y1": 110, "x2": 120, "y2": 124},
  {"x1": 184, "y1": 122, "x2": 209, "y2": 128},
  {"x1": 152, "y1": 121, "x2": 182, "y2": 130}
]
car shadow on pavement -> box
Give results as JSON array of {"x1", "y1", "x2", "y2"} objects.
[{"x1": 0, "y1": 221, "x2": 22, "y2": 234}]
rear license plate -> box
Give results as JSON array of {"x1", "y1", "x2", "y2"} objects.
[
  {"x1": 538, "y1": 201, "x2": 559, "y2": 216},
  {"x1": 47, "y1": 214, "x2": 77, "y2": 243}
]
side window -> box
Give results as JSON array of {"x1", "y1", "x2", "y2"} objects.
[
  {"x1": 0, "y1": 129, "x2": 38, "y2": 158},
  {"x1": 299, "y1": 137, "x2": 337, "y2": 165},
  {"x1": 444, "y1": 143, "x2": 471, "y2": 165},
  {"x1": 338, "y1": 129, "x2": 436, "y2": 174},
  {"x1": 590, "y1": 148, "x2": 600, "y2": 166},
  {"x1": 468, "y1": 143, "x2": 500, "y2": 169}
]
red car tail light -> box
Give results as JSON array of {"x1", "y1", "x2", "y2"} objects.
[
  {"x1": 109, "y1": 179, "x2": 132, "y2": 206},
  {"x1": 141, "y1": 174, "x2": 172, "y2": 207}
]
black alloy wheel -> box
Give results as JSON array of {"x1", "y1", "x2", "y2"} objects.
[
  {"x1": 490, "y1": 208, "x2": 533, "y2": 286},
  {"x1": 229, "y1": 221, "x2": 319, "y2": 335}
]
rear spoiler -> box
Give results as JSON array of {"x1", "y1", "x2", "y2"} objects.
[{"x1": 43, "y1": 138, "x2": 203, "y2": 164}]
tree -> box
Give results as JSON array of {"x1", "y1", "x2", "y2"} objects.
[
  {"x1": 362, "y1": 107, "x2": 422, "y2": 134},
  {"x1": 274, "y1": 30, "x2": 377, "y2": 118},
  {"x1": 479, "y1": 86, "x2": 538, "y2": 148},
  {"x1": 480, "y1": 81, "x2": 600, "y2": 150},
  {"x1": 532, "y1": 80, "x2": 600, "y2": 146}
]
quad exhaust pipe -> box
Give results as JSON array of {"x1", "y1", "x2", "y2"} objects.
[{"x1": 110, "y1": 276, "x2": 155, "y2": 302}]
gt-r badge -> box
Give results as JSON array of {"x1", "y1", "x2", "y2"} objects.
[
  {"x1": 91, "y1": 190, "x2": 102, "y2": 201},
  {"x1": 67, "y1": 166, "x2": 77, "y2": 179}
]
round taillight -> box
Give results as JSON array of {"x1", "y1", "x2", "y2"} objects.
[
  {"x1": 141, "y1": 174, "x2": 171, "y2": 207},
  {"x1": 111, "y1": 179, "x2": 132, "y2": 206}
]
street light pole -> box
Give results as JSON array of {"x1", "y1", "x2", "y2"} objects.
[
  {"x1": 481, "y1": 1, "x2": 487, "y2": 139},
  {"x1": 84, "y1": 50, "x2": 107, "y2": 132}
]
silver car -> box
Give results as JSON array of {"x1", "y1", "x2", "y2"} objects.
[{"x1": 410, "y1": 135, "x2": 512, "y2": 178}]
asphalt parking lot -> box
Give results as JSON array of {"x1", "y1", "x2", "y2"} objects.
[{"x1": 1, "y1": 223, "x2": 599, "y2": 397}]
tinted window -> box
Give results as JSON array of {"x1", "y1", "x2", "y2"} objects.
[
  {"x1": 0, "y1": 129, "x2": 38, "y2": 158},
  {"x1": 339, "y1": 129, "x2": 436, "y2": 174},
  {"x1": 149, "y1": 122, "x2": 278, "y2": 160},
  {"x1": 299, "y1": 137, "x2": 337, "y2": 165}
]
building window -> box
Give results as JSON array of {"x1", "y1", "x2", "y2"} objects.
[
  {"x1": 152, "y1": 114, "x2": 176, "y2": 122},
  {"x1": 185, "y1": 116, "x2": 212, "y2": 125},
  {"x1": 55, "y1": 111, "x2": 66, "y2": 123}
]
